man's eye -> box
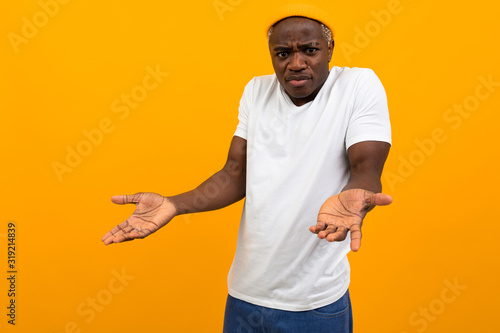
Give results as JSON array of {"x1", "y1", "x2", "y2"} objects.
[
  {"x1": 306, "y1": 48, "x2": 317, "y2": 54},
  {"x1": 277, "y1": 52, "x2": 288, "y2": 58}
]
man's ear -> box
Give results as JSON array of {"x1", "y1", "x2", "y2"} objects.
[{"x1": 327, "y1": 40, "x2": 335, "y2": 63}]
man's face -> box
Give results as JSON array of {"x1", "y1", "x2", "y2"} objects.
[{"x1": 268, "y1": 17, "x2": 333, "y2": 106}]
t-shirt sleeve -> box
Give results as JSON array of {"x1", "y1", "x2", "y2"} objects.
[
  {"x1": 345, "y1": 69, "x2": 392, "y2": 150},
  {"x1": 233, "y1": 78, "x2": 255, "y2": 140}
]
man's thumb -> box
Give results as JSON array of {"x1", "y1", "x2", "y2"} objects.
[
  {"x1": 111, "y1": 193, "x2": 141, "y2": 205},
  {"x1": 372, "y1": 193, "x2": 393, "y2": 206}
]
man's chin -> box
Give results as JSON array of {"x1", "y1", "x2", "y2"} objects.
[
  {"x1": 284, "y1": 85, "x2": 313, "y2": 99},
  {"x1": 285, "y1": 89, "x2": 314, "y2": 101}
]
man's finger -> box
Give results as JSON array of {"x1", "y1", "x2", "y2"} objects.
[
  {"x1": 104, "y1": 228, "x2": 151, "y2": 244},
  {"x1": 365, "y1": 192, "x2": 393, "y2": 207},
  {"x1": 101, "y1": 227, "x2": 119, "y2": 242},
  {"x1": 103, "y1": 235, "x2": 115, "y2": 245},
  {"x1": 103, "y1": 227, "x2": 126, "y2": 245},
  {"x1": 101, "y1": 219, "x2": 131, "y2": 243},
  {"x1": 105, "y1": 232, "x2": 132, "y2": 245},
  {"x1": 325, "y1": 226, "x2": 348, "y2": 242},
  {"x1": 349, "y1": 225, "x2": 362, "y2": 251},
  {"x1": 318, "y1": 223, "x2": 338, "y2": 239},
  {"x1": 111, "y1": 193, "x2": 142, "y2": 205},
  {"x1": 129, "y1": 228, "x2": 152, "y2": 239},
  {"x1": 103, "y1": 219, "x2": 129, "y2": 238},
  {"x1": 309, "y1": 220, "x2": 327, "y2": 234}
]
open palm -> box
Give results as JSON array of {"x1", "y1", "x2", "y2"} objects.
[
  {"x1": 101, "y1": 192, "x2": 177, "y2": 245},
  {"x1": 309, "y1": 189, "x2": 392, "y2": 251}
]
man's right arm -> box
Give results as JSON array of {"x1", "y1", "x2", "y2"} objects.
[
  {"x1": 101, "y1": 136, "x2": 247, "y2": 245},
  {"x1": 169, "y1": 135, "x2": 247, "y2": 214}
]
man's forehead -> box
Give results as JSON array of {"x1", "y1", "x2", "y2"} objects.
[{"x1": 270, "y1": 17, "x2": 324, "y2": 44}]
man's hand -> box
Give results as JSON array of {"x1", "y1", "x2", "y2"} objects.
[
  {"x1": 309, "y1": 189, "x2": 392, "y2": 251},
  {"x1": 101, "y1": 192, "x2": 177, "y2": 245}
]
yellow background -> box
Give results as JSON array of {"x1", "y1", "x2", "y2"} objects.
[{"x1": 1, "y1": 0, "x2": 499, "y2": 332}]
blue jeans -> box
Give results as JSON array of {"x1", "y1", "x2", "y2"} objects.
[{"x1": 223, "y1": 289, "x2": 353, "y2": 333}]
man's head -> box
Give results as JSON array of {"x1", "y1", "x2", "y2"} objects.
[{"x1": 268, "y1": 16, "x2": 334, "y2": 106}]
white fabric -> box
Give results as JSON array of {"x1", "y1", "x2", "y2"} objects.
[{"x1": 228, "y1": 66, "x2": 391, "y2": 311}]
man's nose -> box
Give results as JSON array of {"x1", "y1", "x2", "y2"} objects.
[{"x1": 288, "y1": 52, "x2": 307, "y2": 71}]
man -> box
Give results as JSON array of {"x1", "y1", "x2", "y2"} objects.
[{"x1": 102, "y1": 3, "x2": 392, "y2": 332}]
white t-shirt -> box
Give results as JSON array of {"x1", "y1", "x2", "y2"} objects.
[{"x1": 229, "y1": 66, "x2": 391, "y2": 311}]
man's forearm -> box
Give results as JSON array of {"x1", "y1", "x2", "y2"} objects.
[
  {"x1": 167, "y1": 163, "x2": 246, "y2": 216},
  {"x1": 342, "y1": 172, "x2": 382, "y2": 193},
  {"x1": 343, "y1": 141, "x2": 390, "y2": 194}
]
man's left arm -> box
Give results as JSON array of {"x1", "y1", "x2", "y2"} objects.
[{"x1": 309, "y1": 140, "x2": 392, "y2": 251}]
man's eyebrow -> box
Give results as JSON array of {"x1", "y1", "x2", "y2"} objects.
[
  {"x1": 297, "y1": 42, "x2": 321, "y2": 48},
  {"x1": 273, "y1": 42, "x2": 321, "y2": 51},
  {"x1": 273, "y1": 46, "x2": 292, "y2": 51}
]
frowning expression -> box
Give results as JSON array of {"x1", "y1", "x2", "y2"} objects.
[{"x1": 268, "y1": 17, "x2": 333, "y2": 106}]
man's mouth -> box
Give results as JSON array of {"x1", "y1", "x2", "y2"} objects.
[{"x1": 287, "y1": 76, "x2": 311, "y2": 88}]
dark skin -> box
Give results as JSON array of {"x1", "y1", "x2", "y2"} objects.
[
  {"x1": 102, "y1": 17, "x2": 392, "y2": 252},
  {"x1": 268, "y1": 17, "x2": 334, "y2": 106}
]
